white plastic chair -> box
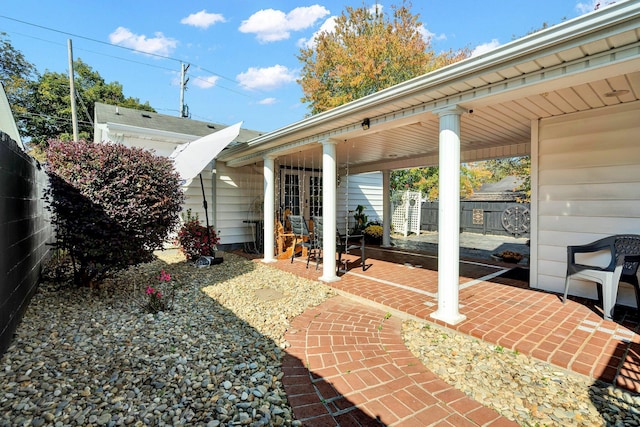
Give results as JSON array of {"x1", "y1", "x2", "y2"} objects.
[{"x1": 563, "y1": 234, "x2": 640, "y2": 320}]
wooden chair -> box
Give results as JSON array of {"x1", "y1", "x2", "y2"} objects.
[
  {"x1": 564, "y1": 234, "x2": 640, "y2": 320},
  {"x1": 288, "y1": 215, "x2": 313, "y2": 264}
]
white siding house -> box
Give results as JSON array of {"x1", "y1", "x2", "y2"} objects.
[
  {"x1": 94, "y1": 103, "x2": 264, "y2": 249},
  {"x1": 94, "y1": 103, "x2": 383, "y2": 250},
  {"x1": 533, "y1": 101, "x2": 640, "y2": 307},
  {"x1": 97, "y1": 3, "x2": 640, "y2": 319},
  {"x1": 217, "y1": 2, "x2": 640, "y2": 318}
]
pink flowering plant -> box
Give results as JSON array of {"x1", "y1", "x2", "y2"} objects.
[
  {"x1": 141, "y1": 269, "x2": 176, "y2": 314},
  {"x1": 176, "y1": 209, "x2": 220, "y2": 261}
]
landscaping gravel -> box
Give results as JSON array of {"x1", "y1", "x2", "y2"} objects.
[{"x1": 1, "y1": 250, "x2": 639, "y2": 426}]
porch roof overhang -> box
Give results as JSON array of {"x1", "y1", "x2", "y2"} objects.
[{"x1": 219, "y1": 1, "x2": 640, "y2": 172}]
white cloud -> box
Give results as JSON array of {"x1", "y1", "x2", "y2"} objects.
[
  {"x1": 236, "y1": 65, "x2": 297, "y2": 90},
  {"x1": 192, "y1": 75, "x2": 220, "y2": 89},
  {"x1": 297, "y1": 15, "x2": 337, "y2": 49},
  {"x1": 109, "y1": 27, "x2": 178, "y2": 56},
  {"x1": 471, "y1": 39, "x2": 501, "y2": 57},
  {"x1": 576, "y1": 0, "x2": 599, "y2": 14},
  {"x1": 181, "y1": 10, "x2": 226, "y2": 29},
  {"x1": 239, "y1": 5, "x2": 330, "y2": 43},
  {"x1": 258, "y1": 97, "x2": 277, "y2": 105}
]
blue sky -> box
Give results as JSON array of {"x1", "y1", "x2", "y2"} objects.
[{"x1": 1, "y1": 0, "x2": 603, "y2": 133}]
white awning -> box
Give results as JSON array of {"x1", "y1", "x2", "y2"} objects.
[{"x1": 170, "y1": 121, "x2": 242, "y2": 182}]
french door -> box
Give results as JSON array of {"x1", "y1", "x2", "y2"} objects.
[{"x1": 281, "y1": 168, "x2": 322, "y2": 220}]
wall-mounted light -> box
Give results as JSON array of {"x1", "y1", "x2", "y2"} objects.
[{"x1": 361, "y1": 118, "x2": 370, "y2": 130}]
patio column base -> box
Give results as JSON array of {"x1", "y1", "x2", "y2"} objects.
[
  {"x1": 319, "y1": 275, "x2": 341, "y2": 283},
  {"x1": 261, "y1": 258, "x2": 276, "y2": 264},
  {"x1": 430, "y1": 310, "x2": 466, "y2": 325}
]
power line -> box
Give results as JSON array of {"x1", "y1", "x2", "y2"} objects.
[
  {"x1": 0, "y1": 14, "x2": 180, "y2": 62},
  {"x1": 0, "y1": 15, "x2": 262, "y2": 100},
  {"x1": 16, "y1": 111, "x2": 93, "y2": 126}
]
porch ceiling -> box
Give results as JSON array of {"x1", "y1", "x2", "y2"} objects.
[
  {"x1": 219, "y1": 3, "x2": 640, "y2": 172},
  {"x1": 246, "y1": 69, "x2": 640, "y2": 174}
]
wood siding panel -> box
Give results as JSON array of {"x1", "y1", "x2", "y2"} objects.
[{"x1": 535, "y1": 102, "x2": 640, "y2": 306}]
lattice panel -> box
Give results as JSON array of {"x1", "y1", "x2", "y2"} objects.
[{"x1": 391, "y1": 191, "x2": 422, "y2": 237}]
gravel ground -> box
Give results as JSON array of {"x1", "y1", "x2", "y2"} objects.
[
  {"x1": 0, "y1": 251, "x2": 333, "y2": 426},
  {"x1": 1, "y1": 250, "x2": 639, "y2": 426}
]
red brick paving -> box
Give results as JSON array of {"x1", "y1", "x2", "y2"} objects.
[
  {"x1": 235, "y1": 245, "x2": 640, "y2": 425},
  {"x1": 283, "y1": 296, "x2": 516, "y2": 426}
]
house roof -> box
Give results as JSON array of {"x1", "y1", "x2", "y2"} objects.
[
  {"x1": 94, "y1": 102, "x2": 262, "y2": 144},
  {"x1": 464, "y1": 176, "x2": 525, "y2": 201},
  {"x1": 218, "y1": 1, "x2": 640, "y2": 171}
]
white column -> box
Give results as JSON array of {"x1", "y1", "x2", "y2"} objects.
[
  {"x1": 320, "y1": 139, "x2": 339, "y2": 282},
  {"x1": 430, "y1": 106, "x2": 467, "y2": 325},
  {"x1": 262, "y1": 155, "x2": 276, "y2": 263},
  {"x1": 382, "y1": 169, "x2": 391, "y2": 247}
]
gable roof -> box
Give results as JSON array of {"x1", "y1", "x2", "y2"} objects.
[{"x1": 94, "y1": 102, "x2": 262, "y2": 143}]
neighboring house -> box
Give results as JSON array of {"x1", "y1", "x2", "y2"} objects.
[
  {"x1": 215, "y1": 2, "x2": 640, "y2": 322},
  {"x1": 94, "y1": 102, "x2": 263, "y2": 249},
  {"x1": 93, "y1": 102, "x2": 383, "y2": 250},
  {"x1": 465, "y1": 176, "x2": 526, "y2": 202}
]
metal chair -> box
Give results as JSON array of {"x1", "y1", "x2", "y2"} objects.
[
  {"x1": 563, "y1": 234, "x2": 640, "y2": 320},
  {"x1": 311, "y1": 216, "x2": 352, "y2": 273}
]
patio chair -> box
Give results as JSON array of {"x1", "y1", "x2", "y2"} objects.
[
  {"x1": 310, "y1": 216, "x2": 348, "y2": 272},
  {"x1": 563, "y1": 234, "x2": 640, "y2": 320},
  {"x1": 288, "y1": 215, "x2": 314, "y2": 266},
  {"x1": 337, "y1": 229, "x2": 367, "y2": 274}
]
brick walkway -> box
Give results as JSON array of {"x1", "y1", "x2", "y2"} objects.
[
  {"x1": 234, "y1": 245, "x2": 640, "y2": 425},
  {"x1": 282, "y1": 295, "x2": 518, "y2": 426}
]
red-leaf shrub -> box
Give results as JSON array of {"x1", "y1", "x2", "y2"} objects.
[
  {"x1": 176, "y1": 209, "x2": 220, "y2": 261},
  {"x1": 44, "y1": 139, "x2": 184, "y2": 286}
]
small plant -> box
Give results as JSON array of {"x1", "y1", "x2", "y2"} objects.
[
  {"x1": 494, "y1": 345, "x2": 504, "y2": 353},
  {"x1": 176, "y1": 209, "x2": 220, "y2": 261},
  {"x1": 364, "y1": 224, "x2": 383, "y2": 244},
  {"x1": 352, "y1": 205, "x2": 368, "y2": 233},
  {"x1": 141, "y1": 269, "x2": 175, "y2": 314}
]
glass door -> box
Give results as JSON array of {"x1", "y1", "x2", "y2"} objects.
[
  {"x1": 283, "y1": 173, "x2": 300, "y2": 215},
  {"x1": 309, "y1": 175, "x2": 322, "y2": 218}
]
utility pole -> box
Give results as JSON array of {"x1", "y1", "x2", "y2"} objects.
[
  {"x1": 179, "y1": 63, "x2": 190, "y2": 118},
  {"x1": 67, "y1": 39, "x2": 79, "y2": 141}
]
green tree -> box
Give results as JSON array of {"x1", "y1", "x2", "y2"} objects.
[
  {"x1": 297, "y1": 2, "x2": 469, "y2": 114},
  {"x1": 24, "y1": 58, "x2": 155, "y2": 149},
  {"x1": 0, "y1": 32, "x2": 38, "y2": 137},
  {"x1": 393, "y1": 163, "x2": 492, "y2": 201}
]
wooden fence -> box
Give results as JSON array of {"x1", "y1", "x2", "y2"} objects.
[{"x1": 420, "y1": 201, "x2": 531, "y2": 237}]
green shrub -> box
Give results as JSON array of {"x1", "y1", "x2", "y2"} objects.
[
  {"x1": 44, "y1": 139, "x2": 184, "y2": 286},
  {"x1": 176, "y1": 209, "x2": 220, "y2": 261}
]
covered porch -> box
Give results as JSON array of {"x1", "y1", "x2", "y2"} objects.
[{"x1": 218, "y1": 2, "x2": 640, "y2": 328}]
